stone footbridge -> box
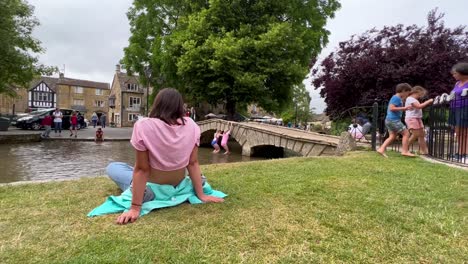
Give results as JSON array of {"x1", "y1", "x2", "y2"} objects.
[{"x1": 197, "y1": 119, "x2": 340, "y2": 157}]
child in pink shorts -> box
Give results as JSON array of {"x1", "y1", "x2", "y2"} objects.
[{"x1": 405, "y1": 86, "x2": 434, "y2": 155}]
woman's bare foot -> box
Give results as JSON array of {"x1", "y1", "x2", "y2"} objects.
[
  {"x1": 223, "y1": 151, "x2": 230, "y2": 155},
  {"x1": 377, "y1": 149, "x2": 388, "y2": 158},
  {"x1": 401, "y1": 152, "x2": 416, "y2": 157}
]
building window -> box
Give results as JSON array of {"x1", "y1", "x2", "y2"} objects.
[
  {"x1": 95, "y1": 89, "x2": 103, "y2": 95},
  {"x1": 74, "y1": 86, "x2": 83, "y2": 94},
  {"x1": 73, "y1": 99, "x2": 84, "y2": 106},
  {"x1": 94, "y1": 100, "x2": 105, "y2": 107},
  {"x1": 128, "y1": 113, "x2": 139, "y2": 121},
  {"x1": 127, "y1": 83, "x2": 138, "y2": 91},
  {"x1": 34, "y1": 92, "x2": 50, "y2": 102},
  {"x1": 129, "y1": 97, "x2": 141, "y2": 107}
]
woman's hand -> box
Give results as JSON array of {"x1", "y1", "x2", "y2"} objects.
[
  {"x1": 198, "y1": 194, "x2": 224, "y2": 203},
  {"x1": 116, "y1": 208, "x2": 140, "y2": 225}
]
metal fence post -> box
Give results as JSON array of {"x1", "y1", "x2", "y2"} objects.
[{"x1": 371, "y1": 101, "x2": 379, "y2": 151}]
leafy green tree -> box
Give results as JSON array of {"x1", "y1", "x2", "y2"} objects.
[
  {"x1": 0, "y1": 0, "x2": 55, "y2": 96},
  {"x1": 123, "y1": 0, "x2": 340, "y2": 119},
  {"x1": 281, "y1": 84, "x2": 314, "y2": 125}
]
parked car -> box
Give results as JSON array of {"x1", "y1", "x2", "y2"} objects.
[
  {"x1": 15, "y1": 108, "x2": 83, "y2": 130},
  {"x1": 10, "y1": 113, "x2": 29, "y2": 126}
]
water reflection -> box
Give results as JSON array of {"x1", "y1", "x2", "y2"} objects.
[{"x1": 0, "y1": 141, "x2": 265, "y2": 183}]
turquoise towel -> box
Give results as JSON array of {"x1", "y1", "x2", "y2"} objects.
[{"x1": 87, "y1": 177, "x2": 227, "y2": 217}]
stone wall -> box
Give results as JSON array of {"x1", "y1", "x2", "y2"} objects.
[{"x1": 0, "y1": 133, "x2": 41, "y2": 144}]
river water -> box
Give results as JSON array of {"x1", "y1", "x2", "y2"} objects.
[{"x1": 0, "y1": 141, "x2": 265, "y2": 184}]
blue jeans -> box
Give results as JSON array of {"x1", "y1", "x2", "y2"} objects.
[
  {"x1": 106, "y1": 162, "x2": 207, "y2": 202},
  {"x1": 106, "y1": 162, "x2": 155, "y2": 202},
  {"x1": 54, "y1": 122, "x2": 62, "y2": 133}
]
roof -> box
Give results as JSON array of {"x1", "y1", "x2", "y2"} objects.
[
  {"x1": 58, "y1": 77, "x2": 109, "y2": 90},
  {"x1": 29, "y1": 77, "x2": 59, "y2": 92},
  {"x1": 109, "y1": 72, "x2": 143, "y2": 95},
  {"x1": 117, "y1": 72, "x2": 140, "y2": 87},
  {"x1": 29, "y1": 76, "x2": 110, "y2": 92}
]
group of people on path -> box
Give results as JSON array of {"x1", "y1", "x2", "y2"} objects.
[
  {"x1": 40, "y1": 108, "x2": 83, "y2": 138},
  {"x1": 378, "y1": 62, "x2": 468, "y2": 158},
  {"x1": 40, "y1": 108, "x2": 104, "y2": 142},
  {"x1": 210, "y1": 124, "x2": 232, "y2": 154}
]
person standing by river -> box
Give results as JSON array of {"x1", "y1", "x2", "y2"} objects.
[
  {"x1": 211, "y1": 130, "x2": 221, "y2": 153},
  {"x1": 53, "y1": 108, "x2": 63, "y2": 136},
  {"x1": 100, "y1": 113, "x2": 107, "y2": 128},
  {"x1": 69, "y1": 111, "x2": 78, "y2": 138},
  {"x1": 91, "y1": 112, "x2": 98, "y2": 128},
  {"x1": 41, "y1": 113, "x2": 52, "y2": 138},
  {"x1": 221, "y1": 124, "x2": 232, "y2": 155},
  {"x1": 448, "y1": 62, "x2": 468, "y2": 160}
]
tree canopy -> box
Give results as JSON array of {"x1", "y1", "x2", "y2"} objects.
[
  {"x1": 0, "y1": 0, "x2": 55, "y2": 96},
  {"x1": 122, "y1": 0, "x2": 340, "y2": 118},
  {"x1": 281, "y1": 83, "x2": 313, "y2": 125},
  {"x1": 312, "y1": 10, "x2": 468, "y2": 119}
]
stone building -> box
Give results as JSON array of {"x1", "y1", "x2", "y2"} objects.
[
  {"x1": 108, "y1": 65, "x2": 151, "y2": 127},
  {"x1": 0, "y1": 88, "x2": 28, "y2": 114},
  {"x1": 0, "y1": 73, "x2": 110, "y2": 121}
]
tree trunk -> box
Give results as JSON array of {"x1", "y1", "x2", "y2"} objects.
[{"x1": 226, "y1": 100, "x2": 236, "y2": 121}]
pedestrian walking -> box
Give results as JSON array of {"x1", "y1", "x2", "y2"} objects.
[
  {"x1": 53, "y1": 108, "x2": 63, "y2": 136},
  {"x1": 405, "y1": 86, "x2": 433, "y2": 155},
  {"x1": 69, "y1": 111, "x2": 78, "y2": 138},
  {"x1": 91, "y1": 112, "x2": 98, "y2": 128},
  {"x1": 100, "y1": 113, "x2": 107, "y2": 128},
  {"x1": 41, "y1": 113, "x2": 53, "y2": 138},
  {"x1": 377, "y1": 83, "x2": 414, "y2": 158}
]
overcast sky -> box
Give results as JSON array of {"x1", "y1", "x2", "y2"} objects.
[{"x1": 29, "y1": 0, "x2": 467, "y2": 113}]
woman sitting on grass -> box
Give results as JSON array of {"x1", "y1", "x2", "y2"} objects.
[{"x1": 102, "y1": 88, "x2": 224, "y2": 225}]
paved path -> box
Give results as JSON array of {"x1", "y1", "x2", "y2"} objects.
[{"x1": 1, "y1": 126, "x2": 133, "y2": 141}]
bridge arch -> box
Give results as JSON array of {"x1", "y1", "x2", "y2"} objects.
[{"x1": 197, "y1": 119, "x2": 339, "y2": 157}]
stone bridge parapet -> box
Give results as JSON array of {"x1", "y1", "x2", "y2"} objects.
[{"x1": 197, "y1": 119, "x2": 340, "y2": 157}]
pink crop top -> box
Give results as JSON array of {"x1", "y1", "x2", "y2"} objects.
[{"x1": 130, "y1": 117, "x2": 200, "y2": 171}]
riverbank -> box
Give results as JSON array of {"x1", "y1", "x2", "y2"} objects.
[
  {"x1": 0, "y1": 127, "x2": 133, "y2": 143},
  {"x1": 0, "y1": 152, "x2": 466, "y2": 263}
]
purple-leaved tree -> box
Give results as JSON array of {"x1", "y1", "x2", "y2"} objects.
[{"x1": 312, "y1": 10, "x2": 468, "y2": 119}]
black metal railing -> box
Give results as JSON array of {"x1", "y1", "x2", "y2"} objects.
[
  {"x1": 337, "y1": 92, "x2": 468, "y2": 165},
  {"x1": 335, "y1": 100, "x2": 387, "y2": 151},
  {"x1": 427, "y1": 93, "x2": 468, "y2": 164}
]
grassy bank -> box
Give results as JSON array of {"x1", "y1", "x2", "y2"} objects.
[{"x1": 0, "y1": 152, "x2": 466, "y2": 263}]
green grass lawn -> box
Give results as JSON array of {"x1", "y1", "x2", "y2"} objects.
[{"x1": 0, "y1": 152, "x2": 467, "y2": 263}]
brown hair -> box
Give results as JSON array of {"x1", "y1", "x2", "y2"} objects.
[
  {"x1": 149, "y1": 88, "x2": 186, "y2": 125},
  {"x1": 410, "y1": 86, "x2": 427, "y2": 96},
  {"x1": 395, "y1": 83, "x2": 412, "y2": 93}
]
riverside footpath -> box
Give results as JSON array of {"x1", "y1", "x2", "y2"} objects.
[{"x1": 0, "y1": 126, "x2": 132, "y2": 143}]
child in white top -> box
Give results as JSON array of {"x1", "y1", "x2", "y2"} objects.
[{"x1": 404, "y1": 86, "x2": 433, "y2": 155}]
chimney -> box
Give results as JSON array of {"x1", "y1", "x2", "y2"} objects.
[
  {"x1": 116, "y1": 64, "x2": 121, "y2": 73},
  {"x1": 59, "y1": 72, "x2": 64, "y2": 79}
]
